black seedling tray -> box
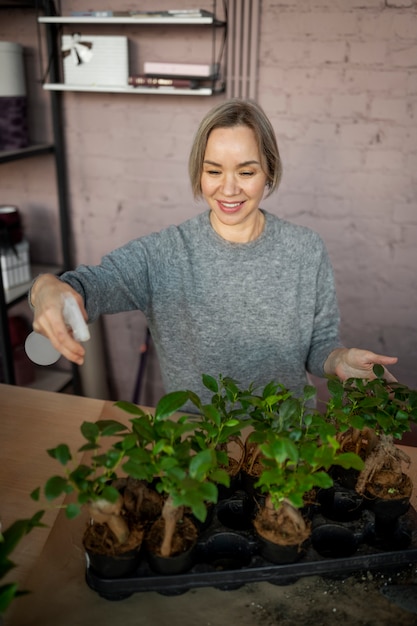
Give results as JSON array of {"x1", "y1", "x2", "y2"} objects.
[{"x1": 85, "y1": 485, "x2": 417, "y2": 601}]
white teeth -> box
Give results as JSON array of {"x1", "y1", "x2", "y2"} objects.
[{"x1": 222, "y1": 202, "x2": 241, "y2": 208}]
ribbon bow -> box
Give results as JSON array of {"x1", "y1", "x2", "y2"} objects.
[{"x1": 62, "y1": 33, "x2": 93, "y2": 65}]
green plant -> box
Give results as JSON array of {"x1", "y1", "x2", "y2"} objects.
[
  {"x1": 0, "y1": 511, "x2": 45, "y2": 615},
  {"x1": 187, "y1": 374, "x2": 251, "y2": 475},
  {"x1": 242, "y1": 382, "x2": 364, "y2": 546},
  {"x1": 115, "y1": 390, "x2": 230, "y2": 557},
  {"x1": 326, "y1": 364, "x2": 417, "y2": 440},
  {"x1": 325, "y1": 365, "x2": 417, "y2": 496},
  {"x1": 31, "y1": 418, "x2": 132, "y2": 543},
  {"x1": 254, "y1": 412, "x2": 364, "y2": 511}
]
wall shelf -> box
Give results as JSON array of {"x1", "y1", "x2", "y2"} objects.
[
  {"x1": 42, "y1": 83, "x2": 217, "y2": 95},
  {"x1": 37, "y1": 3, "x2": 227, "y2": 97},
  {"x1": 38, "y1": 16, "x2": 224, "y2": 26},
  {"x1": 0, "y1": 144, "x2": 54, "y2": 164}
]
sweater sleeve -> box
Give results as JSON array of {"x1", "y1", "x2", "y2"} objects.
[
  {"x1": 59, "y1": 237, "x2": 154, "y2": 322},
  {"x1": 305, "y1": 242, "x2": 344, "y2": 377}
]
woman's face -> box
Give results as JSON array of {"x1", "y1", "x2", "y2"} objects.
[{"x1": 201, "y1": 125, "x2": 268, "y2": 239}]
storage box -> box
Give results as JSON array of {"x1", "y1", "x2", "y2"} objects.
[
  {"x1": 1, "y1": 239, "x2": 30, "y2": 290},
  {"x1": 62, "y1": 35, "x2": 129, "y2": 87}
]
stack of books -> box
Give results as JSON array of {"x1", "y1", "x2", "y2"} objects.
[{"x1": 129, "y1": 62, "x2": 220, "y2": 91}]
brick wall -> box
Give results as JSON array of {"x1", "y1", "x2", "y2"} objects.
[{"x1": 1, "y1": 0, "x2": 416, "y2": 401}]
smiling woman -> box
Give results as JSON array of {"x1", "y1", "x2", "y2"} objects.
[
  {"x1": 201, "y1": 126, "x2": 267, "y2": 243},
  {"x1": 28, "y1": 98, "x2": 398, "y2": 407}
]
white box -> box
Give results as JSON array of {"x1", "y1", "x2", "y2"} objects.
[
  {"x1": 62, "y1": 35, "x2": 129, "y2": 87},
  {"x1": 1, "y1": 240, "x2": 30, "y2": 290}
]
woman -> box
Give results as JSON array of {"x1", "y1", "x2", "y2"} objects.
[{"x1": 29, "y1": 99, "x2": 397, "y2": 402}]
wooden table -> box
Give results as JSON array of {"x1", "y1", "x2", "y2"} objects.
[{"x1": 1, "y1": 384, "x2": 417, "y2": 626}]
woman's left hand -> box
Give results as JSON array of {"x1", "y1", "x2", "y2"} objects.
[{"x1": 324, "y1": 347, "x2": 398, "y2": 382}]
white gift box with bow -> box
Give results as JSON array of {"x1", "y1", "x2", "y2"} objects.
[{"x1": 62, "y1": 34, "x2": 129, "y2": 86}]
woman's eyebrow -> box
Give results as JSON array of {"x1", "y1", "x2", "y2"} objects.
[{"x1": 203, "y1": 159, "x2": 260, "y2": 167}]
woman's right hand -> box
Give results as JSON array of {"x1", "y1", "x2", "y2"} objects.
[{"x1": 30, "y1": 274, "x2": 87, "y2": 365}]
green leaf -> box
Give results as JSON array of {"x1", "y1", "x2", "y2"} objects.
[
  {"x1": 80, "y1": 421, "x2": 99, "y2": 442},
  {"x1": 65, "y1": 503, "x2": 81, "y2": 519},
  {"x1": 303, "y1": 385, "x2": 317, "y2": 401},
  {"x1": 189, "y1": 449, "x2": 213, "y2": 480},
  {"x1": 202, "y1": 374, "x2": 219, "y2": 393},
  {"x1": 121, "y1": 433, "x2": 138, "y2": 450},
  {"x1": 0, "y1": 582, "x2": 19, "y2": 613},
  {"x1": 0, "y1": 512, "x2": 46, "y2": 562},
  {"x1": 373, "y1": 363, "x2": 385, "y2": 378},
  {"x1": 121, "y1": 459, "x2": 153, "y2": 481},
  {"x1": 44, "y1": 475, "x2": 68, "y2": 500},
  {"x1": 311, "y1": 471, "x2": 334, "y2": 489},
  {"x1": 335, "y1": 452, "x2": 364, "y2": 471},
  {"x1": 210, "y1": 468, "x2": 230, "y2": 487},
  {"x1": 202, "y1": 404, "x2": 222, "y2": 427},
  {"x1": 47, "y1": 444, "x2": 72, "y2": 465},
  {"x1": 30, "y1": 487, "x2": 40, "y2": 502},
  {"x1": 327, "y1": 377, "x2": 343, "y2": 398},
  {"x1": 190, "y1": 500, "x2": 207, "y2": 523},
  {"x1": 130, "y1": 416, "x2": 155, "y2": 442},
  {"x1": 95, "y1": 420, "x2": 129, "y2": 436},
  {"x1": 114, "y1": 400, "x2": 147, "y2": 416},
  {"x1": 101, "y1": 484, "x2": 121, "y2": 503},
  {"x1": 155, "y1": 391, "x2": 190, "y2": 421}
]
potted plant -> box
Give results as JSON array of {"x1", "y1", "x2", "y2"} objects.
[
  {"x1": 31, "y1": 416, "x2": 146, "y2": 578},
  {"x1": 326, "y1": 365, "x2": 417, "y2": 522},
  {"x1": 240, "y1": 381, "x2": 316, "y2": 494},
  {"x1": 187, "y1": 374, "x2": 251, "y2": 488},
  {"x1": 115, "y1": 390, "x2": 230, "y2": 573},
  {"x1": 249, "y1": 395, "x2": 364, "y2": 563}
]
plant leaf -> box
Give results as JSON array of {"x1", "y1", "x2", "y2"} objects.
[{"x1": 155, "y1": 391, "x2": 190, "y2": 421}]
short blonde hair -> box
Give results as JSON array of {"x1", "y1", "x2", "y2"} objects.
[{"x1": 188, "y1": 98, "x2": 282, "y2": 199}]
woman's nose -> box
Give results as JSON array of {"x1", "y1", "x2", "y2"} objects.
[{"x1": 221, "y1": 174, "x2": 240, "y2": 196}]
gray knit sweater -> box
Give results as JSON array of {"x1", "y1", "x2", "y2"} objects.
[{"x1": 61, "y1": 210, "x2": 342, "y2": 403}]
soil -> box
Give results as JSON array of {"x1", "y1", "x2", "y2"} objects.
[
  {"x1": 83, "y1": 520, "x2": 144, "y2": 555},
  {"x1": 146, "y1": 516, "x2": 198, "y2": 557},
  {"x1": 254, "y1": 499, "x2": 311, "y2": 547},
  {"x1": 366, "y1": 471, "x2": 413, "y2": 500}
]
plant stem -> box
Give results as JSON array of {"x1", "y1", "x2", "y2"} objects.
[{"x1": 160, "y1": 495, "x2": 183, "y2": 558}]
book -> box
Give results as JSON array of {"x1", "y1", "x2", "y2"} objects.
[
  {"x1": 143, "y1": 62, "x2": 220, "y2": 79},
  {"x1": 70, "y1": 10, "x2": 214, "y2": 19},
  {"x1": 128, "y1": 75, "x2": 200, "y2": 89}
]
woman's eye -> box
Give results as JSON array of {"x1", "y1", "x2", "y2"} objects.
[
  {"x1": 240, "y1": 171, "x2": 254, "y2": 177},
  {"x1": 207, "y1": 170, "x2": 221, "y2": 175}
]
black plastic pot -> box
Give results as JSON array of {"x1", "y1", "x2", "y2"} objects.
[
  {"x1": 85, "y1": 546, "x2": 142, "y2": 579},
  {"x1": 84, "y1": 480, "x2": 417, "y2": 601},
  {"x1": 311, "y1": 522, "x2": 358, "y2": 558},
  {"x1": 318, "y1": 485, "x2": 363, "y2": 522},
  {"x1": 364, "y1": 492, "x2": 411, "y2": 523},
  {"x1": 255, "y1": 531, "x2": 306, "y2": 565},
  {"x1": 215, "y1": 490, "x2": 254, "y2": 530},
  {"x1": 146, "y1": 542, "x2": 197, "y2": 575}
]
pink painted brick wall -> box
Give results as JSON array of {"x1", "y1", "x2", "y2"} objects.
[{"x1": 1, "y1": 0, "x2": 416, "y2": 402}]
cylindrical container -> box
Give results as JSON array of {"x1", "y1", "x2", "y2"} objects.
[
  {"x1": 0, "y1": 206, "x2": 23, "y2": 249},
  {"x1": 0, "y1": 41, "x2": 29, "y2": 150}
]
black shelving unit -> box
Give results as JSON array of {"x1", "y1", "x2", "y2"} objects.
[{"x1": 0, "y1": 0, "x2": 77, "y2": 391}]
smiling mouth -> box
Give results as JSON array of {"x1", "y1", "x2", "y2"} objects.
[{"x1": 217, "y1": 200, "x2": 244, "y2": 212}]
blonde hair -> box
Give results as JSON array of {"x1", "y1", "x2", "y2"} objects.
[{"x1": 188, "y1": 98, "x2": 282, "y2": 199}]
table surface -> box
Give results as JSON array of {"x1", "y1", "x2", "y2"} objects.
[{"x1": 1, "y1": 383, "x2": 417, "y2": 626}]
